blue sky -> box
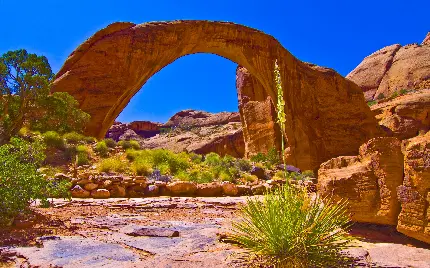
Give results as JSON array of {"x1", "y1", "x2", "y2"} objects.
[{"x1": 1, "y1": 0, "x2": 429, "y2": 123}]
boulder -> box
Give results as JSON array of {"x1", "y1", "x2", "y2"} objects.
[
  {"x1": 167, "y1": 181, "x2": 197, "y2": 196},
  {"x1": 396, "y1": 132, "x2": 430, "y2": 244},
  {"x1": 318, "y1": 137, "x2": 404, "y2": 225},
  {"x1": 91, "y1": 189, "x2": 110, "y2": 199},
  {"x1": 195, "y1": 183, "x2": 223, "y2": 197},
  {"x1": 109, "y1": 185, "x2": 126, "y2": 198},
  {"x1": 222, "y1": 182, "x2": 239, "y2": 196},
  {"x1": 371, "y1": 90, "x2": 430, "y2": 140},
  {"x1": 83, "y1": 183, "x2": 99, "y2": 191},
  {"x1": 251, "y1": 184, "x2": 266, "y2": 195},
  {"x1": 237, "y1": 185, "x2": 252, "y2": 196},
  {"x1": 347, "y1": 33, "x2": 430, "y2": 101},
  {"x1": 71, "y1": 185, "x2": 90, "y2": 198},
  {"x1": 144, "y1": 185, "x2": 160, "y2": 197},
  {"x1": 250, "y1": 166, "x2": 266, "y2": 180}
]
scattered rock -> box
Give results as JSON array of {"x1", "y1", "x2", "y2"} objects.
[
  {"x1": 109, "y1": 185, "x2": 126, "y2": 198},
  {"x1": 237, "y1": 185, "x2": 252, "y2": 196},
  {"x1": 250, "y1": 166, "x2": 266, "y2": 180},
  {"x1": 126, "y1": 227, "x2": 180, "y2": 237},
  {"x1": 84, "y1": 183, "x2": 98, "y2": 191},
  {"x1": 251, "y1": 185, "x2": 266, "y2": 195},
  {"x1": 196, "y1": 183, "x2": 223, "y2": 197},
  {"x1": 144, "y1": 185, "x2": 160, "y2": 197},
  {"x1": 71, "y1": 185, "x2": 90, "y2": 198},
  {"x1": 167, "y1": 181, "x2": 197, "y2": 196},
  {"x1": 222, "y1": 182, "x2": 239, "y2": 196},
  {"x1": 91, "y1": 189, "x2": 111, "y2": 199}
]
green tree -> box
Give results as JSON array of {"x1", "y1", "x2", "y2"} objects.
[{"x1": 0, "y1": 49, "x2": 90, "y2": 143}]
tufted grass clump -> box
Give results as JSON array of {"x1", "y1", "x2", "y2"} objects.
[
  {"x1": 118, "y1": 140, "x2": 140, "y2": 150},
  {"x1": 43, "y1": 131, "x2": 65, "y2": 149},
  {"x1": 103, "y1": 138, "x2": 117, "y2": 148},
  {"x1": 229, "y1": 186, "x2": 352, "y2": 267},
  {"x1": 76, "y1": 145, "x2": 90, "y2": 166},
  {"x1": 63, "y1": 132, "x2": 85, "y2": 144},
  {"x1": 94, "y1": 141, "x2": 109, "y2": 157},
  {"x1": 98, "y1": 156, "x2": 127, "y2": 173}
]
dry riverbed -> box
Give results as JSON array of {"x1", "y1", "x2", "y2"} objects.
[{"x1": 1, "y1": 197, "x2": 429, "y2": 268}]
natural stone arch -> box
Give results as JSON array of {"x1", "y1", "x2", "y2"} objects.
[{"x1": 52, "y1": 20, "x2": 382, "y2": 170}]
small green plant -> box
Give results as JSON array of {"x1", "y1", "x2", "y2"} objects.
[
  {"x1": 266, "y1": 147, "x2": 280, "y2": 166},
  {"x1": 63, "y1": 132, "x2": 85, "y2": 144},
  {"x1": 132, "y1": 160, "x2": 153, "y2": 176},
  {"x1": 103, "y1": 138, "x2": 117, "y2": 148},
  {"x1": 118, "y1": 140, "x2": 132, "y2": 149},
  {"x1": 229, "y1": 186, "x2": 351, "y2": 267},
  {"x1": 391, "y1": 91, "x2": 399, "y2": 98},
  {"x1": 250, "y1": 152, "x2": 266, "y2": 163},
  {"x1": 367, "y1": 100, "x2": 377, "y2": 106},
  {"x1": 129, "y1": 140, "x2": 140, "y2": 150},
  {"x1": 235, "y1": 158, "x2": 252, "y2": 172},
  {"x1": 301, "y1": 170, "x2": 315, "y2": 178},
  {"x1": 376, "y1": 93, "x2": 385, "y2": 100},
  {"x1": 76, "y1": 145, "x2": 90, "y2": 166},
  {"x1": 95, "y1": 141, "x2": 109, "y2": 157},
  {"x1": 98, "y1": 156, "x2": 127, "y2": 173},
  {"x1": 43, "y1": 131, "x2": 65, "y2": 149},
  {"x1": 204, "y1": 152, "x2": 222, "y2": 166},
  {"x1": 399, "y1": 89, "x2": 408, "y2": 95}
]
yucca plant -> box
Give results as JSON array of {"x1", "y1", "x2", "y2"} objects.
[{"x1": 229, "y1": 186, "x2": 351, "y2": 267}]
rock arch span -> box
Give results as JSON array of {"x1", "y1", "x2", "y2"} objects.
[{"x1": 52, "y1": 20, "x2": 382, "y2": 170}]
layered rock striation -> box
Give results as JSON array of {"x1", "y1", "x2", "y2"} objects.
[{"x1": 347, "y1": 33, "x2": 430, "y2": 101}]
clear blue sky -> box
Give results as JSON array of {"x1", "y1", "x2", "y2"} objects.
[{"x1": 1, "y1": 0, "x2": 429, "y2": 123}]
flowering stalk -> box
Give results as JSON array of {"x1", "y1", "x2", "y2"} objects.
[{"x1": 274, "y1": 60, "x2": 287, "y2": 175}]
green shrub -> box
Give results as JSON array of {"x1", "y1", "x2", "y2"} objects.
[
  {"x1": 266, "y1": 147, "x2": 280, "y2": 166},
  {"x1": 118, "y1": 140, "x2": 132, "y2": 150},
  {"x1": 219, "y1": 170, "x2": 234, "y2": 182},
  {"x1": 367, "y1": 100, "x2": 377, "y2": 106},
  {"x1": 204, "y1": 152, "x2": 222, "y2": 166},
  {"x1": 43, "y1": 131, "x2": 65, "y2": 149},
  {"x1": 241, "y1": 173, "x2": 258, "y2": 183},
  {"x1": 76, "y1": 145, "x2": 90, "y2": 166},
  {"x1": 229, "y1": 186, "x2": 351, "y2": 267},
  {"x1": 250, "y1": 152, "x2": 266, "y2": 163},
  {"x1": 83, "y1": 136, "x2": 96, "y2": 144},
  {"x1": 177, "y1": 169, "x2": 214, "y2": 183},
  {"x1": 376, "y1": 93, "x2": 385, "y2": 100},
  {"x1": 399, "y1": 89, "x2": 408, "y2": 95},
  {"x1": 98, "y1": 157, "x2": 127, "y2": 173},
  {"x1": 132, "y1": 160, "x2": 152, "y2": 176},
  {"x1": 129, "y1": 140, "x2": 140, "y2": 150},
  {"x1": 63, "y1": 132, "x2": 85, "y2": 144},
  {"x1": 104, "y1": 138, "x2": 117, "y2": 148},
  {"x1": 95, "y1": 141, "x2": 109, "y2": 157},
  {"x1": 125, "y1": 149, "x2": 141, "y2": 161},
  {"x1": 44, "y1": 179, "x2": 72, "y2": 199},
  {"x1": 189, "y1": 152, "x2": 202, "y2": 164},
  {"x1": 391, "y1": 91, "x2": 399, "y2": 98},
  {"x1": 301, "y1": 170, "x2": 315, "y2": 178},
  {"x1": 0, "y1": 138, "x2": 48, "y2": 225},
  {"x1": 236, "y1": 158, "x2": 252, "y2": 172}
]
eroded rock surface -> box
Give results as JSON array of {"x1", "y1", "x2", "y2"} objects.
[
  {"x1": 318, "y1": 137, "x2": 404, "y2": 225},
  {"x1": 164, "y1": 110, "x2": 240, "y2": 128},
  {"x1": 397, "y1": 132, "x2": 430, "y2": 244},
  {"x1": 371, "y1": 89, "x2": 430, "y2": 139},
  {"x1": 52, "y1": 20, "x2": 382, "y2": 171},
  {"x1": 347, "y1": 33, "x2": 430, "y2": 101}
]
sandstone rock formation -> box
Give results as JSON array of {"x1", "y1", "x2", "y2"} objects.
[
  {"x1": 52, "y1": 20, "x2": 382, "y2": 171},
  {"x1": 347, "y1": 33, "x2": 430, "y2": 101},
  {"x1": 396, "y1": 131, "x2": 430, "y2": 244},
  {"x1": 318, "y1": 137, "x2": 404, "y2": 225},
  {"x1": 163, "y1": 110, "x2": 240, "y2": 128},
  {"x1": 106, "y1": 121, "x2": 162, "y2": 141},
  {"x1": 371, "y1": 90, "x2": 430, "y2": 139}
]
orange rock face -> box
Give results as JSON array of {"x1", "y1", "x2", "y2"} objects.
[
  {"x1": 396, "y1": 132, "x2": 430, "y2": 244},
  {"x1": 318, "y1": 137, "x2": 404, "y2": 225},
  {"x1": 129, "y1": 121, "x2": 162, "y2": 132},
  {"x1": 347, "y1": 33, "x2": 430, "y2": 101},
  {"x1": 52, "y1": 20, "x2": 381, "y2": 170},
  {"x1": 371, "y1": 90, "x2": 430, "y2": 140}
]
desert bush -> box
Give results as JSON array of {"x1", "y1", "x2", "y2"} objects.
[
  {"x1": 235, "y1": 158, "x2": 252, "y2": 172},
  {"x1": 43, "y1": 131, "x2": 65, "y2": 149},
  {"x1": 63, "y1": 132, "x2": 85, "y2": 144},
  {"x1": 240, "y1": 173, "x2": 258, "y2": 184},
  {"x1": 189, "y1": 152, "x2": 202, "y2": 164},
  {"x1": 376, "y1": 93, "x2": 385, "y2": 100},
  {"x1": 229, "y1": 186, "x2": 351, "y2": 267},
  {"x1": 367, "y1": 100, "x2": 377, "y2": 106},
  {"x1": 98, "y1": 156, "x2": 127, "y2": 173},
  {"x1": 129, "y1": 140, "x2": 140, "y2": 150},
  {"x1": 399, "y1": 89, "x2": 408, "y2": 95},
  {"x1": 95, "y1": 141, "x2": 109, "y2": 157},
  {"x1": 118, "y1": 140, "x2": 132, "y2": 149},
  {"x1": 204, "y1": 152, "x2": 222, "y2": 166},
  {"x1": 132, "y1": 159, "x2": 153, "y2": 176},
  {"x1": 391, "y1": 91, "x2": 399, "y2": 98},
  {"x1": 250, "y1": 152, "x2": 266, "y2": 163},
  {"x1": 0, "y1": 137, "x2": 48, "y2": 225},
  {"x1": 301, "y1": 170, "x2": 315, "y2": 178},
  {"x1": 177, "y1": 169, "x2": 214, "y2": 183},
  {"x1": 104, "y1": 138, "x2": 117, "y2": 148},
  {"x1": 76, "y1": 145, "x2": 90, "y2": 166}
]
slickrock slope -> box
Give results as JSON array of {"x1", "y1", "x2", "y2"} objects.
[
  {"x1": 318, "y1": 137, "x2": 404, "y2": 225},
  {"x1": 52, "y1": 20, "x2": 382, "y2": 171},
  {"x1": 347, "y1": 33, "x2": 430, "y2": 101},
  {"x1": 371, "y1": 90, "x2": 430, "y2": 140},
  {"x1": 397, "y1": 131, "x2": 430, "y2": 244}
]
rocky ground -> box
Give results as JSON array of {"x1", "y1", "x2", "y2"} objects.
[{"x1": 1, "y1": 197, "x2": 430, "y2": 268}]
